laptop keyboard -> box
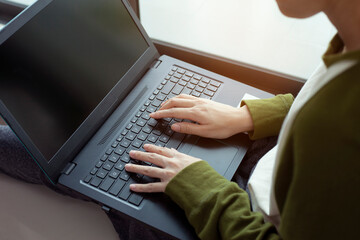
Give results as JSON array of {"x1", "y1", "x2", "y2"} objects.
[{"x1": 83, "y1": 66, "x2": 222, "y2": 206}]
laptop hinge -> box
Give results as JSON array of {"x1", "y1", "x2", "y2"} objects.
[
  {"x1": 61, "y1": 162, "x2": 77, "y2": 175},
  {"x1": 150, "y1": 59, "x2": 162, "y2": 69}
]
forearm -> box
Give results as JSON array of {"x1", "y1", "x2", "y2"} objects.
[
  {"x1": 241, "y1": 94, "x2": 294, "y2": 140},
  {"x1": 165, "y1": 161, "x2": 279, "y2": 240}
]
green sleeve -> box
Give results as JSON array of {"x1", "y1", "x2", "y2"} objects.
[
  {"x1": 165, "y1": 161, "x2": 279, "y2": 240},
  {"x1": 241, "y1": 94, "x2": 294, "y2": 140}
]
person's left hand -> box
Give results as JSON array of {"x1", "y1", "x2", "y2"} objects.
[{"x1": 125, "y1": 144, "x2": 201, "y2": 193}]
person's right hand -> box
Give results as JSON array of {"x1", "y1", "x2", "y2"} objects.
[{"x1": 150, "y1": 94, "x2": 254, "y2": 139}]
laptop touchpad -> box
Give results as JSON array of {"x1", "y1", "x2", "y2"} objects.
[{"x1": 187, "y1": 138, "x2": 238, "y2": 176}]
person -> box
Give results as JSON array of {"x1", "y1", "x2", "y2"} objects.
[
  {"x1": 1, "y1": 0, "x2": 359, "y2": 239},
  {"x1": 124, "y1": 0, "x2": 360, "y2": 239}
]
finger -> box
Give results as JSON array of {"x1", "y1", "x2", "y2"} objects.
[
  {"x1": 129, "y1": 182, "x2": 166, "y2": 193},
  {"x1": 171, "y1": 122, "x2": 209, "y2": 136},
  {"x1": 149, "y1": 108, "x2": 197, "y2": 121},
  {"x1": 159, "y1": 98, "x2": 196, "y2": 111},
  {"x1": 129, "y1": 150, "x2": 166, "y2": 167},
  {"x1": 125, "y1": 163, "x2": 164, "y2": 178},
  {"x1": 143, "y1": 144, "x2": 176, "y2": 158},
  {"x1": 176, "y1": 94, "x2": 199, "y2": 100}
]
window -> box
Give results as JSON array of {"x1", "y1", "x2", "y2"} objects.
[{"x1": 139, "y1": 0, "x2": 336, "y2": 81}]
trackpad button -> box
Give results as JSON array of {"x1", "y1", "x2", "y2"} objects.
[{"x1": 187, "y1": 138, "x2": 238, "y2": 176}]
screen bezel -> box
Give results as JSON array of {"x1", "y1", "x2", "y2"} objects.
[{"x1": 0, "y1": 0, "x2": 160, "y2": 183}]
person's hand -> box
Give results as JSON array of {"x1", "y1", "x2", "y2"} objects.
[
  {"x1": 125, "y1": 144, "x2": 201, "y2": 192},
  {"x1": 150, "y1": 94, "x2": 254, "y2": 139}
]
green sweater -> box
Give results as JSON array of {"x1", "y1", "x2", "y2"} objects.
[{"x1": 165, "y1": 37, "x2": 360, "y2": 239}]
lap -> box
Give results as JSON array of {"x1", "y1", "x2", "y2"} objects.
[{"x1": 0, "y1": 125, "x2": 276, "y2": 240}]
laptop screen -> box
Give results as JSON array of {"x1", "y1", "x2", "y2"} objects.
[{"x1": 0, "y1": 0, "x2": 149, "y2": 161}]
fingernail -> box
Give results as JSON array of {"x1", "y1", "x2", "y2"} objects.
[
  {"x1": 149, "y1": 112, "x2": 156, "y2": 117},
  {"x1": 130, "y1": 184, "x2": 136, "y2": 190},
  {"x1": 172, "y1": 124, "x2": 180, "y2": 132}
]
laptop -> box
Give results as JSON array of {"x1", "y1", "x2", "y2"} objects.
[{"x1": 0, "y1": 0, "x2": 273, "y2": 239}]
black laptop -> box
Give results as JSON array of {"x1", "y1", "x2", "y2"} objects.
[{"x1": 0, "y1": 0, "x2": 273, "y2": 239}]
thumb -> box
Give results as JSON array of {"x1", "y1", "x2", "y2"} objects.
[{"x1": 171, "y1": 122, "x2": 208, "y2": 137}]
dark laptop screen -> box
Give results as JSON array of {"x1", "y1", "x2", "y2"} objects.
[{"x1": 0, "y1": 0, "x2": 148, "y2": 161}]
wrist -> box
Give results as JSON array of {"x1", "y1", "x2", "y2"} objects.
[{"x1": 233, "y1": 105, "x2": 254, "y2": 134}]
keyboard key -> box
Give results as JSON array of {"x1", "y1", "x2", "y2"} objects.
[
  {"x1": 126, "y1": 132, "x2": 136, "y2": 141},
  {"x1": 195, "y1": 86, "x2": 204, "y2": 93},
  {"x1": 194, "y1": 74, "x2": 202, "y2": 81},
  {"x1": 129, "y1": 193, "x2": 144, "y2": 206},
  {"x1": 152, "y1": 129, "x2": 162, "y2": 136},
  {"x1": 159, "y1": 134, "x2": 170, "y2": 143},
  {"x1": 121, "y1": 129, "x2": 128, "y2": 136},
  {"x1": 148, "y1": 118, "x2": 158, "y2": 127},
  {"x1": 140, "y1": 105, "x2": 147, "y2": 112},
  {"x1": 114, "y1": 162, "x2": 125, "y2": 171},
  {"x1": 103, "y1": 162, "x2": 113, "y2": 171},
  {"x1": 106, "y1": 148, "x2": 113, "y2": 155},
  {"x1": 182, "y1": 76, "x2": 191, "y2": 82},
  {"x1": 97, "y1": 169, "x2": 108, "y2": 179},
  {"x1": 119, "y1": 181, "x2": 133, "y2": 201},
  {"x1": 111, "y1": 141, "x2": 119, "y2": 148},
  {"x1": 90, "y1": 167, "x2": 98, "y2": 175},
  {"x1": 174, "y1": 73, "x2": 182, "y2": 79},
  {"x1": 181, "y1": 88, "x2": 192, "y2": 95},
  {"x1": 199, "y1": 82, "x2": 207, "y2": 88},
  {"x1": 148, "y1": 134, "x2": 158, "y2": 143},
  {"x1": 170, "y1": 76, "x2": 179, "y2": 83},
  {"x1": 164, "y1": 128, "x2": 174, "y2": 136},
  {"x1": 138, "y1": 132, "x2": 148, "y2": 141},
  {"x1": 90, "y1": 177, "x2": 102, "y2": 187},
  {"x1": 192, "y1": 91, "x2": 201, "y2": 97},
  {"x1": 109, "y1": 179, "x2": 126, "y2": 196},
  {"x1": 210, "y1": 80, "x2": 221, "y2": 87},
  {"x1": 131, "y1": 126, "x2": 141, "y2": 134},
  {"x1": 115, "y1": 146, "x2": 125, "y2": 156},
  {"x1": 156, "y1": 94, "x2": 166, "y2": 101},
  {"x1": 178, "y1": 80, "x2": 187, "y2": 86},
  {"x1": 100, "y1": 154, "x2": 108, "y2": 161},
  {"x1": 121, "y1": 154, "x2": 131, "y2": 163},
  {"x1": 147, "y1": 106, "x2": 156, "y2": 113},
  {"x1": 142, "y1": 126, "x2": 152, "y2": 134},
  {"x1": 120, "y1": 171, "x2": 130, "y2": 181},
  {"x1": 132, "y1": 139, "x2": 143, "y2": 148},
  {"x1": 95, "y1": 161, "x2": 103, "y2": 168},
  {"x1": 136, "y1": 119, "x2": 147, "y2": 127},
  {"x1": 177, "y1": 68, "x2": 185, "y2": 74},
  {"x1": 99, "y1": 178, "x2": 114, "y2": 192},
  {"x1": 203, "y1": 89, "x2": 215, "y2": 97},
  {"x1": 126, "y1": 124, "x2": 133, "y2": 130},
  {"x1": 187, "y1": 83, "x2": 195, "y2": 90},
  {"x1": 185, "y1": 72, "x2": 194, "y2": 78},
  {"x1": 120, "y1": 139, "x2": 131, "y2": 148},
  {"x1": 151, "y1": 99, "x2": 162, "y2": 107},
  {"x1": 109, "y1": 169, "x2": 120, "y2": 179},
  {"x1": 161, "y1": 82, "x2": 176, "y2": 95},
  {"x1": 207, "y1": 85, "x2": 217, "y2": 92},
  {"x1": 144, "y1": 100, "x2": 151, "y2": 106},
  {"x1": 172, "y1": 85, "x2": 184, "y2": 95},
  {"x1": 141, "y1": 112, "x2": 150, "y2": 120},
  {"x1": 108, "y1": 154, "x2": 120, "y2": 163},
  {"x1": 190, "y1": 79, "x2": 199, "y2": 85},
  {"x1": 201, "y1": 78, "x2": 210, "y2": 84},
  {"x1": 84, "y1": 175, "x2": 92, "y2": 183}
]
